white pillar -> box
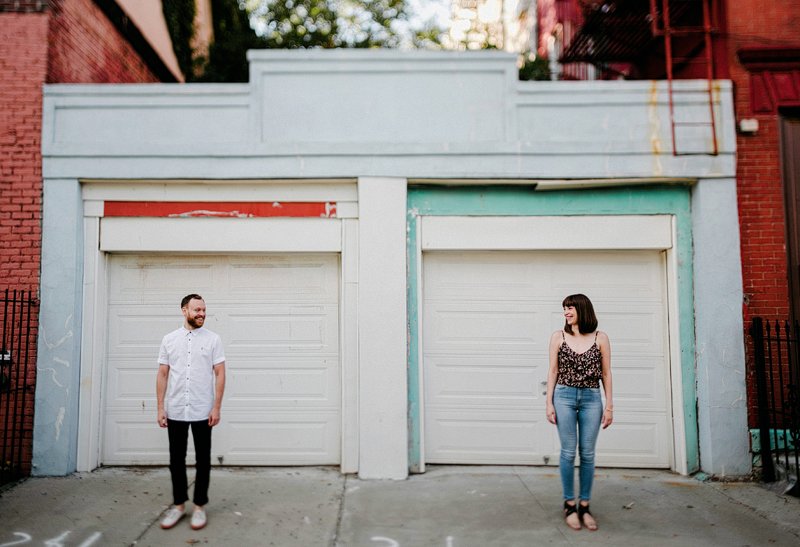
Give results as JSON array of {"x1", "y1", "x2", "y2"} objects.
[
  {"x1": 33, "y1": 178, "x2": 84, "y2": 476},
  {"x1": 357, "y1": 177, "x2": 408, "y2": 479},
  {"x1": 692, "y1": 178, "x2": 750, "y2": 476}
]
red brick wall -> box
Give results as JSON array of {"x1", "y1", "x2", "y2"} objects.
[
  {"x1": 1, "y1": 1, "x2": 162, "y2": 290},
  {"x1": 1, "y1": 0, "x2": 165, "y2": 481},
  {"x1": 0, "y1": 12, "x2": 49, "y2": 291},
  {"x1": 725, "y1": 0, "x2": 800, "y2": 424},
  {"x1": 47, "y1": 0, "x2": 161, "y2": 83},
  {"x1": 0, "y1": 11, "x2": 47, "y2": 482}
]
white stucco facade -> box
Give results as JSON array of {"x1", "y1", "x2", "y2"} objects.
[{"x1": 36, "y1": 50, "x2": 747, "y2": 479}]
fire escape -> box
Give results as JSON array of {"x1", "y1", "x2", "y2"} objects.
[{"x1": 559, "y1": 0, "x2": 720, "y2": 156}]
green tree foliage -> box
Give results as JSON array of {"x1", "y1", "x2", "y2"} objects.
[
  {"x1": 245, "y1": 0, "x2": 413, "y2": 49},
  {"x1": 410, "y1": 21, "x2": 446, "y2": 50},
  {"x1": 166, "y1": 0, "x2": 444, "y2": 82},
  {"x1": 339, "y1": 0, "x2": 409, "y2": 48},
  {"x1": 162, "y1": 0, "x2": 198, "y2": 79},
  {"x1": 518, "y1": 53, "x2": 551, "y2": 81},
  {"x1": 246, "y1": 0, "x2": 338, "y2": 48},
  {"x1": 195, "y1": 0, "x2": 265, "y2": 82}
]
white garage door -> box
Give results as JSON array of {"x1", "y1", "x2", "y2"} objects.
[
  {"x1": 423, "y1": 250, "x2": 672, "y2": 468},
  {"x1": 103, "y1": 254, "x2": 340, "y2": 465}
]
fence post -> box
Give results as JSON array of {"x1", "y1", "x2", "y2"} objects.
[
  {"x1": 0, "y1": 290, "x2": 38, "y2": 486},
  {"x1": 751, "y1": 317, "x2": 775, "y2": 482}
]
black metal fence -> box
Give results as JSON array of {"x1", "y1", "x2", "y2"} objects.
[
  {"x1": 750, "y1": 317, "x2": 800, "y2": 495},
  {"x1": 0, "y1": 289, "x2": 39, "y2": 487}
]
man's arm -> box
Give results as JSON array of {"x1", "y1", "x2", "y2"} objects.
[
  {"x1": 156, "y1": 364, "x2": 170, "y2": 428},
  {"x1": 209, "y1": 362, "x2": 226, "y2": 427}
]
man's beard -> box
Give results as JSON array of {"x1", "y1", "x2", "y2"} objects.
[{"x1": 187, "y1": 316, "x2": 204, "y2": 329}]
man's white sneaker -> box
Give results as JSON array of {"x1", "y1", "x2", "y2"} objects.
[
  {"x1": 160, "y1": 507, "x2": 185, "y2": 529},
  {"x1": 191, "y1": 508, "x2": 207, "y2": 530}
]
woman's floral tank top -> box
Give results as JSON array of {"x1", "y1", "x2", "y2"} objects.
[{"x1": 557, "y1": 331, "x2": 602, "y2": 388}]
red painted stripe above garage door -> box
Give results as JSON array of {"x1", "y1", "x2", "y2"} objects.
[{"x1": 104, "y1": 201, "x2": 337, "y2": 218}]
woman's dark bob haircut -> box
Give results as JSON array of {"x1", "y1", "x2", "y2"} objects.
[{"x1": 562, "y1": 293, "x2": 598, "y2": 335}]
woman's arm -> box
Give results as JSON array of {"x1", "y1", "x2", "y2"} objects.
[
  {"x1": 545, "y1": 331, "x2": 561, "y2": 424},
  {"x1": 598, "y1": 331, "x2": 613, "y2": 429}
]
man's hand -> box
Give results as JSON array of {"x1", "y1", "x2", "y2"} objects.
[
  {"x1": 208, "y1": 407, "x2": 221, "y2": 427},
  {"x1": 210, "y1": 362, "x2": 225, "y2": 427},
  {"x1": 156, "y1": 364, "x2": 169, "y2": 428}
]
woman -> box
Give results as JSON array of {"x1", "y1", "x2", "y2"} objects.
[{"x1": 545, "y1": 294, "x2": 613, "y2": 531}]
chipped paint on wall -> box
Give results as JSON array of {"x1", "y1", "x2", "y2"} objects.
[
  {"x1": 55, "y1": 407, "x2": 65, "y2": 440},
  {"x1": 649, "y1": 81, "x2": 665, "y2": 176}
]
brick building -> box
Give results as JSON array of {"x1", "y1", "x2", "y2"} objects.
[
  {"x1": 7, "y1": 0, "x2": 789, "y2": 481},
  {"x1": 728, "y1": 2, "x2": 800, "y2": 361},
  {"x1": 0, "y1": 0, "x2": 182, "y2": 484},
  {"x1": 546, "y1": 0, "x2": 800, "y2": 468}
]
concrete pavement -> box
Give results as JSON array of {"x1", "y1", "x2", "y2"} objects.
[{"x1": 1, "y1": 466, "x2": 798, "y2": 546}]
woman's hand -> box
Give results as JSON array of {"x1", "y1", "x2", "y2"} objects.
[
  {"x1": 546, "y1": 403, "x2": 557, "y2": 425},
  {"x1": 601, "y1": 408, "x2": 613, "y2": 429}
]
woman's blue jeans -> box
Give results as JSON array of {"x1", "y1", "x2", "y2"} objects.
[{"x1": 553, "y1": 384, "x2": 603, "y2": 502}]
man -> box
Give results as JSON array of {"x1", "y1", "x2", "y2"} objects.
[{"x1": 156, "y1": 294, "x2": 226, "y2": 531}]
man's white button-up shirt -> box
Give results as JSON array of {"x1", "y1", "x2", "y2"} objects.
[{"x1": 158, "y1": 326, "x2": 225, "y2": 422}]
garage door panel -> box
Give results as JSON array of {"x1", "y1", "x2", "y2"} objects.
[
  {"x1": 102, "y1": 411, "x2": 342, "y2": 466},
  {"x1": 550, "y1": 253, "x2": 664, "y2": 301},
  {"x1": 546, "y1": 307, "x2": 666, "y2": 340},
  {"x1": 425, "y1": 355, "x2": 543, "y2": 406},
  {"x1": 103, "y1": 253, "x2": 341, "y2": 465},
  {"x1": 108, "y1": 256, "x2": 338, "y2": 303},
  {"x1": 227, "y1": 258, "x2": 338, "y2": 301},
  {"x1": 424, "y1": 255, "x2": 547, "y2": 300},
  {"x1": 102, "y1": 415, "x2": 171, "y2": 465},
  {"x1": 227, "y1": 363, "x2": 339, "y2": 406},
  {"x1": 108, "y1": 261, "x2": 218, "y2": 300},
  {"x1": 595, "y1": 412, "x2": 670, "y2": 467},
  {"x1": 613, "y1": 361, "x2": 668, "y2": 408},
  {"x1": 108, "y1": 311, "x2": 184, "y2": 354},
  {"x1": 225, "y1": 308, "x2": 338, "y2": 351},
  {"x1": 425, "y1": 409, "x2": 557, "y2": 464},
  {"x1": 106, "y1": 365, "x2": 156, "y2": 401},
  {"x1": 425, "y1": 304, "x2": 541, "y2": 352},
  {"x1": 601, "y1": 309, "x2": 665, "y2": 354},
  {"x1": 219, "y1": 412, "x2": 340, "y2": 465}
]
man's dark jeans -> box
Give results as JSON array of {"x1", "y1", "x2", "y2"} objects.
[{"x1": 167, "y1": 419, "x2": 212, "y2": 506}]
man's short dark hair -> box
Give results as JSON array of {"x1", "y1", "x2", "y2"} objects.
[{"x1": 181, "y1": 294, "x2": 204, "y2": 308}]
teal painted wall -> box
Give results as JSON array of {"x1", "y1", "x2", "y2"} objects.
[{"x1": 406, "y1": 185, "x2": 698, "y2": 472}]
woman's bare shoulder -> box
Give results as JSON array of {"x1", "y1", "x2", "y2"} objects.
[{"x1": 548, "y1": 330, "x2": 562, "y2": 351}]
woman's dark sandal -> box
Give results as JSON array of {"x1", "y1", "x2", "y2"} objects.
[
  {"x1": 578, "y1": 504, "x2": 598, "y2": 531},
  {"x1": 563, "y1": 501, "x2": 581, "y2": 530}
]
